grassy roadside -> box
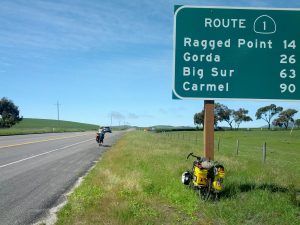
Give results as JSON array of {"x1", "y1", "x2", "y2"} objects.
[
  {"x1": 56, "y1": 130, "x2": 300, "y2": 225},
  {"x1": 0, "y1": 118, "x2": 98, "y2": 136}
]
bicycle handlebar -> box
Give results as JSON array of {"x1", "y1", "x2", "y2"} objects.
[
  {"x1": 187, "y1": 152, "x2": 202, "y2": 161},
  {"x1": 186, "y1": 152, "x2": 193, "y2": 159}
]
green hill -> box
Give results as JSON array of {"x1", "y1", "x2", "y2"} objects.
[{"x1": 0, "y1": 118, "x2": 98, "y2": 136}]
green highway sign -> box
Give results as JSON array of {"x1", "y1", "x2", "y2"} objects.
[{"x1": 173, "y1": 6, "x2": 300, "y2": 101}]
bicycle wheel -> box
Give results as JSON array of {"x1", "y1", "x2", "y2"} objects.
[
  {"x1": 198, "y1": 178, "x2": 212, "y2": 201},
  {"x1": 214, "y1": 192, "x2": 220, "y2": 201}
]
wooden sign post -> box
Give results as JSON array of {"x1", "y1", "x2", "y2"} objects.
[{"x1": 203, "y1": 100, "x2": 214, "y2": 160}]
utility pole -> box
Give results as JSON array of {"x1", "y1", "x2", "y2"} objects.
[
  {"x1": 110, "y1": 113, "x2": 113, "y2": 126},
  {"x1": 56, "y1": 101, "x2": 60, "y2": 121}
]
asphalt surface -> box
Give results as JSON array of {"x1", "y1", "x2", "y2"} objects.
[{"x1": 0, "y1": 131, "x2": 123, "y2": 225}]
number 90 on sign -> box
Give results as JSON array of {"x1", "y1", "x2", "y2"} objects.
[{"x1": 280, "y1": 83, "x2": 296, "y2": 93}]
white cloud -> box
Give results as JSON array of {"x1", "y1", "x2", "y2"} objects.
[
  {"x1": 2, "y1": 0, "x2": 300, "y2": 51},
  {"x1": 110, "y1": 111, "x2": 125, "y2": 120},
  {"x1": 0, "y1": 0, "x2": 171, "y2": 50},
  {"x1": 109, "y1": 111, "x2": 155, "y2": 122},
  {"x1": 128, "y1": 113, "x2": 139, "y2": 119},
  {"x1": 159, "y1": 106, "x2": 186, "y2": 114}
]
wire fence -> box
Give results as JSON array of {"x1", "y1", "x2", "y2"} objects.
[{"x1": 155, "y1": 130, "x2": 299, "y2": 164}]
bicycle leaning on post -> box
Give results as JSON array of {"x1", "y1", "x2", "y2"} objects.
[{"x1": 181, "y1": 153, "x2": 225, "y2": 200}]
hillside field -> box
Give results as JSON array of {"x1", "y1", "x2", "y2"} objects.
[{"x1": 0, "y1": 118, "x2": 98, "y2": 135}]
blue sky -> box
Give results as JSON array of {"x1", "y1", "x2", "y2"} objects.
[{"x1": 1, "y1": 0, "x2": 300, "y2": 127}]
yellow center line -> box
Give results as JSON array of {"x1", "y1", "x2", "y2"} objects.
[{"x1": 0, "y1": 133, "x2": 92, "y2": 149}]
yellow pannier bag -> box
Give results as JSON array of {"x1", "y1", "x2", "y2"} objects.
[
  {"x1": 193, "y1": 166, "x2": 208, "y2": 186},
  {"x1": 212, "y1": 167, "x2": 225, "y2": 191}
]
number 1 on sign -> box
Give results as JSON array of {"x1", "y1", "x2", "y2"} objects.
[{"x1": 263, "y1": 21, "x2": 267, "y2": 31}]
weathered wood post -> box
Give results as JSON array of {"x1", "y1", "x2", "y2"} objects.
[
  {"x1": 204, "y1": 100, "x2": 215, "y2": 160},
  {"x1": 236, "y1": 140, "x2": 240, "y2": 155},
  {"x1": 262, "y1": 142, "x2": 267, "y2": 163}
]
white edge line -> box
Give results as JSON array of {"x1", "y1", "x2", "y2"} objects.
[
  {"x1": 33, "y1": 161, "x2": 100, "y2": 225},
  {"x1": 0, "y1": 138, "x2": 94, "y2": 169},
  {"x1": 172, "y1": 6, "x2": 184, "y2": 100},
  {"x1": 174, "y1": 5, "x2": 300, "y2": 11},
  {"x1": 172, "y1": 5, "x2": 300, "y2": 101},
  {"x1": 169, "y1": 97, "x2": 300, "y2": 102}
]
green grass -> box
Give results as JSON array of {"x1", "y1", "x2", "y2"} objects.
[
  {"x1": 0, "y1": 118, "x2": 98, "y2": 135},
  {"x1": 56, "y1": 130, "x2": 300, "y2": 225}
]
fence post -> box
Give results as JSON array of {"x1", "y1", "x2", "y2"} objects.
[
  {"x1": 262, "y1": 142, "x2": 267, "y2": 163},
  {"x1": 236, "y1": 140, "x2": 239, "y2": 155},
  {"x1": 217, "y1": 137, "x2": 220, "y2": 152}
]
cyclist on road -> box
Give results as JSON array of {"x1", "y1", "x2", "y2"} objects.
[{"x1": 99, "y1": 131, "x2": 105, "y2": 145}]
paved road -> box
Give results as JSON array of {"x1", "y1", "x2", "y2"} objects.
[{"x1": 0, "y1": 131, "x2": 123, "y2": 225}]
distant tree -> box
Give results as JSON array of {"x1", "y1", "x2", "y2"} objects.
[
  {"x1": 295, "y1": 119, "x2": 300, "y2": 128},
  {"x1": 273, "y1": 109, "x2": 298, "y2": 129},
  {"x1": 233, "y1": 108, "x2": 253, "y2": 129},
  {"x1": 255, "y1": 104, "x2": 283, "y2": 129},
  {"x1": 272, "y1": 118, "x2": 284, "y2": 128},
  {"x1": 214, "y1": 103, "x2": 234, "y2": 129},
  {"x1": 0, "y1": 97, "x2": 22, "y2": 128},
  {"x1": 194, "y1": 111, "x2": 204, "y2": 128}
]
